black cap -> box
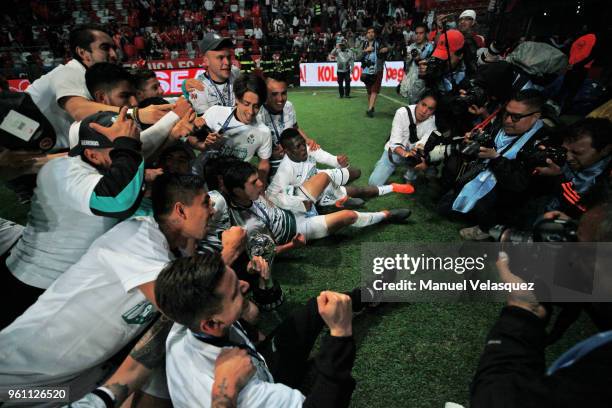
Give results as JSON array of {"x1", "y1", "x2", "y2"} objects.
[
  {"x1": 198, "y1": 33, "x2": 233, "y2": 53},
  {"x1": 68, "y1": 111, "x2": 116, "y2": 157}
]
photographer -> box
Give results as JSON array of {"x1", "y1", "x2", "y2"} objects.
[
  {"x1": 358, "y1": 27, "x2": 390, "y2": 118},
  {"x1": 329, "y1": 39, "x2": 355, "y2": 99},
  {"x1": 536, "y1": 117, "x2": 612, "y2": 219},
  {"x1": 438, "y1": 89, "x2": 558, "y2": 240},
  {"x1": 399, "y1": 23, "x2": 434, "y2": 104},
  {"x1": 417, "y1": 29, "x2": 466, "y2": 95},
  {"x1": 470, "y1": 204, "x2": 612, "y2": 407},
  {"x1": 368, "y1": 91, "x2": 438, "y2": 186}
]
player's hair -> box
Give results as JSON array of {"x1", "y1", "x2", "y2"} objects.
[
  {"x1": 70, "y1": 24, "x2": 112, "y2": 64},
  {"x1": 223, "y1": 161, "x2": 257, "y2": 196},
  {"x1": 151, "y1": 174, "x2": 206, "y2": 222},
  {"x1": 85, "y1": 62, "x2": 134, "y2": 98},
  {"x1": 279, "y1": 127, "x2": 302, "y2": 148},
  {"x1": 564, "y1": 117, "x2": 612, "y2": 152},
  {"x1": 203, "y1": 155, "x2": 242, "y2": 191},
  {"x1": 131, "y1": 68, "x2": 158, "y2": 91},
  {"x1": 155, "y1": 252, "x2": 226, "y2": 331},
  {"x1": 233, "y1": 72, "x2": 267, "y2": 104}
]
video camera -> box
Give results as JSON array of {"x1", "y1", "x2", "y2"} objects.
[{"x1": 0, "y1": 91, "x2": 56, "y2": 151}]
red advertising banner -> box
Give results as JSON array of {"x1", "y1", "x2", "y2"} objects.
[
  {"x1": 122, "y1": 58, "x2": 202, "y2": 70},
  {"x1": 8, "y1": 79, "x2": 31, "y2": 92}
]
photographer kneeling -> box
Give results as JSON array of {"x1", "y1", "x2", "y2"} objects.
[
  {"x1": 368, "y1": 91, "x2": 438, "y2": 186},
  {"x1": 437, "y1": 89, "x2": 558, "y2": 240}
]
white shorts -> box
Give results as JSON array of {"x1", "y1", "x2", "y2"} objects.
[
  {"x1": 295, "y1": 184, "x2": 347, "y2": 207},
  {"x1": 295, "y1": 213, "x2": 329, "y2": 241}
]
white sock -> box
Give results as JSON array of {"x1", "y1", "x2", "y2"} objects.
[
  {"x1": 377, "y1": 185, "x2": 393, "y2": 196},
  {"x1": 352, "y1": 211, "x2": 387, "y2": 228},
  {"x1": 321, "y1": 168, "x2": 350, "y2": 186}
]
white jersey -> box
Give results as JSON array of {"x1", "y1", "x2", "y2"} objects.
[
  {"x1": 203, "y1": 106, "x2": 272, "y2": 161},
  {"x1": 0, "y1": 218, "x2": 22, "y2": 256},
  {"x1": 267, "y1": 147, "x2": 341, "y2": 213},
  {"x1": 26, "y1": 59, "x2": 92, "y2": 150},
  {"x1": 186, "y1": 66, "x2": 241, "y2": 114},
  {"x1": 384, "y1": 105, "x2": 437, "y2": 152},
  {"x1": 166, "y1": 323, "x2": 305, "y2": 408},
  {"x1": 0, "y1": 216, "x2": 172, "y2": 393},
  {"x1": 7, "y1": 156, "x2": 118, "y2": 289},
  {"x1": 256, "y1": 102, "x2": 298, "y2": 146}
]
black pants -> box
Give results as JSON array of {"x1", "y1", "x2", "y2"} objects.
[
  {"x1": 256, "y1": 289, "x2": 362, "y2": 407},
  {"x1": 0, "y1": 252, "x2": 45, "y2": 330},
  {"x1": 337, "y1": 71, "x2": 351, "y2": 97}
]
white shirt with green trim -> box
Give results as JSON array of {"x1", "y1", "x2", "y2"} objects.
[{"x1": 0, "y1": 216, "x2": 172, "y2": 395}]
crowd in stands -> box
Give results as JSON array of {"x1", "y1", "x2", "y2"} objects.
[{"x1": 2, "y1": 0, "x2": 493, "y2": 80}]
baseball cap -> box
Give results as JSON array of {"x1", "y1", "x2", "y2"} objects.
[
  {"x1": 459, "y1": 9, "x2": 477, "y2": 22},
  {"x1": 432, "y1": 29, "x2": 465, "y2": 60},
  {"x1": 68, "y1": 111, "x2": 116, "y2": 157},
  {"x1": 198, "y1": 32, "x2": 233, "y2": 53}
]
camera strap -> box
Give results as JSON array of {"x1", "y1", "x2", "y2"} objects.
[{"x1": 405, "y1": 106, "x2": 418, "y2": 144}]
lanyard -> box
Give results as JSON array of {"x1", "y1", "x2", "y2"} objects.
[
  {"x1": 264, "y1": 106, "x2": 284, "y2": 143},
  {"x1": 204, "y1": 72, "x2": 233, "y2": 107},
  {"x1": 192, "y1": 323, "x2": 267, "y2": 366},
  {"x1": 220, "y1": 108, "x2": 252, "y2": 136}
]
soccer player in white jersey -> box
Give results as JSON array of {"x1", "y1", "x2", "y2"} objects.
[
  {"x1": 0, "y1": 174, "x2": 246, "y2": 405},
  {"x1": 181, "y1": 33, "x2": 241, "y2": 114},
  {"x1": 204, "y1": 161, "x2": 411, "y2": 252},
  {"x1": 267, "y1": 128, "x2": 415, "y2": 213},
  {"x1": 256, "y1": 73, "x2": 319, "y2": 175},
  {"x1": 158, "y1": 252, "x2": 362, "y2": 407},
  {"x1": 26, "y1": 24, "x2": 171, "y2": 151},
  {"x1": 1, "y1": 109, "x2": 145, "y2": 330},
  {"x1": 193, "y1": 73, "x2": 272, "y2": 182}
]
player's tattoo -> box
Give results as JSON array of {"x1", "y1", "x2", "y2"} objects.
[
  {"x1": 212, "y1": 378, "x2": 236, "y2": 408},
  {"x1": 130, "y1": 315, "x2": 173, "y2": 369},
  {"x1": 107, "y1": 383, "x2": 129, "y2": 407}
]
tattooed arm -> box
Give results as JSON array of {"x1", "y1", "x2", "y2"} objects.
[
  {"x1": 212, "y1": 348, "x2": 256, "y2": 408},
  {"x1": 66, "y1": 315, "x2": 174, "y2": 408}
]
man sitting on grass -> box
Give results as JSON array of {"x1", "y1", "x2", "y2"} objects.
[{"x1": 267, "y1": 128, "x2": 415, "y2": 214}]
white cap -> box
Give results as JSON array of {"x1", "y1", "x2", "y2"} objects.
[
  {"x1": 68, "y1": 121, "x2": 81, "y2": 149},
  {"x1": 459, "y1": 9, "x2": 476, "y2": 21}
]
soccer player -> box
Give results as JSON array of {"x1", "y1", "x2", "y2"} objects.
[
  {"x1": 268, "y1": 128, "x2": 415, "y2": 213},
  {"x1": 205, "y1": 161, "x2": 411, "y2": 252},
  {"x1": 192, "y1": 73, "x2": 272, "y2": 183},
  {"x1": 1, "y1": 109, "x2": 143, "y2": 329},
  {"x1": 256, "y1": 73, "x2": 319, "y2": 174},
  {"x1": 0, "y1": 174, "x2": 246, "y2": 402},
  {"x1": 182, "y1": 33, "x2": 241, "y2": 114}
]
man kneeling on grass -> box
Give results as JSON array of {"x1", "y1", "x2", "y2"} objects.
[{"x1": 157, "y1": 251, "x2": 363, "y2": 408}]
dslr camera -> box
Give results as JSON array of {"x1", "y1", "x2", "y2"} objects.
[
  {"x1": 490, "y1": 217, "x2": 578, "y2": 243},
  {"x1": 519, "y1": 145, "x2": 567, "y2": 169},
  {"x1": 460, "y1": 130, "x2": 494, "y2": 160},
  {"x1": 419, "y1": 57, "x2": 448, "y2": 82}
]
